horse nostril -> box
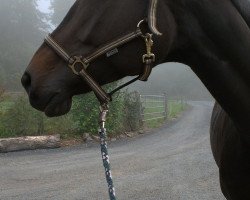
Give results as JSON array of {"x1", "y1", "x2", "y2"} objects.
[{"x1": 21, "y1": 72, "x2": 31, "y2": 91}]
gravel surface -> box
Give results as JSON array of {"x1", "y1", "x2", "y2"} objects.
[{"x1": 0, "y1": 101, "x2": 225, "y2": 200}]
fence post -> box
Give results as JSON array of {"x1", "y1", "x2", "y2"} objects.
[
  {"x1": 164, "y1": 93, "x2": 168, "y2": 120},
  {"x1": 137, "y1": 92, "x2": 144, "y2": 126}
]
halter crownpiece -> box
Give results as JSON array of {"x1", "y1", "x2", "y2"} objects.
[{"x1": 148, "y1": 0, "x2": 162, "y2": 36}]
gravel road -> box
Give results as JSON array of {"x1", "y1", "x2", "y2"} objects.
[{"x1": 0, "y1": 101, "x2": 225, "y2": 200}]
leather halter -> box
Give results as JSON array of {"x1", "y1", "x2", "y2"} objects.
[
  {"x1": 45, "y1": 19, "x2": 158, "y2": 104},
  {"x1": 45, "y1": 3, "x2": 161, "y2": 198},
  {"x1": 148, "y1": 0, "x2": 162, "y2": 36}
]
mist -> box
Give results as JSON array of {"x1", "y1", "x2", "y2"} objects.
[
  {"x1": 127, "y1": 63, "x2": 212, "y2": 100},
  {"x1": 0, "y1": 0, "x2": 212, "y2": 100}
]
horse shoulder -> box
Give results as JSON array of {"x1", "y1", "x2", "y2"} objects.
[{"x1": 210, "y1": 102, "x2": 250, "y2": 199}]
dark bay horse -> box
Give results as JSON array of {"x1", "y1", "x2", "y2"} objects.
[{"x1": 21, "y1": 0, "x2": 250, "y2": 199}]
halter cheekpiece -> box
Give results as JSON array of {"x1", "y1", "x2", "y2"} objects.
[{"x1": 45, "y1": 19, "x2": 158, "y2": 105}]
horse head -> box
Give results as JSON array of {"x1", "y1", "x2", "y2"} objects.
[
  {"x1": 21, "y1": 0, "x2": 172, "y2": 117},
  {"x1": 21, "y1": 0, "x2": 250, "y2": 198}
]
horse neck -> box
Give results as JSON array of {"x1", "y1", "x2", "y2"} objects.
[{"x1": 163, "y1": 0, "x2": 250, "y2": 133}]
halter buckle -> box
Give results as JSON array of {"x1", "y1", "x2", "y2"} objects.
[
  {"x1": 142, "y1": 54, "x2": 155, "y2": 63},
  {"x1": 68, "y1": 56, "x2": 89, "y2": 75},
  {"x1": 142, "y1": 33, "x2": 155, "y2": 63}
]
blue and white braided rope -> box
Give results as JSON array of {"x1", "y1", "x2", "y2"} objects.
[
  {"x1": 99, "y1": 127, "x2": 116, "y2": 200},
  {"x1": 99, "y1": 105, "x2": 116, "y2": 200}
]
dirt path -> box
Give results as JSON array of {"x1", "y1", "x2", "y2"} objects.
[{"x1": 0, "y1": 101, "x2": 225, "y2": 200}]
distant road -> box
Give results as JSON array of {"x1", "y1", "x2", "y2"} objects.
[{"x1": 0, "y1": 101, "x2": 225, "y2": 200}]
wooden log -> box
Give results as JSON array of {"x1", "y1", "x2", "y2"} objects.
[{"x1": 0, "y1": 135, "x2": 61, "y2": 153}]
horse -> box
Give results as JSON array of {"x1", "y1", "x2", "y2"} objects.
[{"x1": 21, "y1": 0, "x2": 250, "y2": 199}]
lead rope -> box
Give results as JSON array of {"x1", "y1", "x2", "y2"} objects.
[
  {"x1": 96, "y1": 33, "x2": 155, "y2": 200},
  {"x1": 99, "y1": 103, "x2": 116, "y2": 200}
]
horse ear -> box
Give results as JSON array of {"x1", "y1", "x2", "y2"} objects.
[{"x1": 148, "y1": 0, "x2": 162, "y2": 36}]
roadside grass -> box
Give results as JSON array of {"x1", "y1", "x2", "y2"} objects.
[
  {"x1": 0, "y1": 98, "x2": 15, "y2": 138},
  {"x1": 168, "y1": 100, "x2": 186, "y2": 119},
  {"x1": 146, "y1": 118, "x2": 165, "y2": 128},
  {"x1": 0, "y1": 96, "x2": 187, "y2": 139},
  {"x1": 144, "y1": 100, "x2": 187, "y2": 129},
  {"x1": 0, "y1": 96, "x2": 75, "y2": 139},
  {"x1": 0, "y1": 101, "x2": 14, "y2": 113},
  {"x1": 0, "y1": 97, "x2": 14, "y2": 114}
]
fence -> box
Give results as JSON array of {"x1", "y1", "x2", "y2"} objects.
[{"x1": 140, "y1": 94, "x2": 168, "y2": 122}]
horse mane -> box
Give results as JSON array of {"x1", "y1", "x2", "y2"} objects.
[{"x1": 231, "y1": 0, "x2": 250, "y2": 24}]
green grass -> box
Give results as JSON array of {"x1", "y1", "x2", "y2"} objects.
[
  {"x1": 0, "y1": 96, "x2": 14, "y2": 114},
  {"x1": 146, "y1": 118, "x2": 165, "y2": 128},
  {"x1": 0, "y1": 96, "x2": 75, "y2": 139},
  {"x1": 144, "y1": 100, "x2": 187, "y2": 129},
  {"x1": 168, "y1": 100, "x2": 186, "y2": 119},
  {"x1": 0, "y1": 99, "x2": 15, "y2": 138},
  {"x1": 0, "y1": 96, "x2": 187, "y2": 139},
  {"x1": 0, "y1": 101, "x2": 14, "y2": 112}
]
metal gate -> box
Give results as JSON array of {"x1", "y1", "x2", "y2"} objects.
[{"x1": 140, "y1": 94, "x2": 167, "y2": 122}]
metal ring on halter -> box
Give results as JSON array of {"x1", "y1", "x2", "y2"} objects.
[
  {"x1": 44, "y1": 19, "x2": 156, "y2": 102},
  {"x1": 137, "y1": 19, "x2": 146, "y2": 29},
  {"x1": 137, "y1": 19, "x2": 151, "y2": 38},
  {"x1": 68, "y1": 56, "x2": 89, "y2": 75}
]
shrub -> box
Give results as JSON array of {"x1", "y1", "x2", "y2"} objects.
[
  {"x1": 0, "y1": 87, "x2": 4, "y2": 102},
  {"x1": 71, "y1": 83, "x2": 125, "y2": 136},
  {"x1": 71, "y1": 92, "x2": 100, "y2": 135},
  {"x1": 0, "y1": 87, "x2": 144, "y2": 139},
  {"x1": 0, "y1": 95, "x2": 43, "y2": 137},
  {"x1": 0, "y1": 95, "x2": 73, "y2": 138},
  {"x1": 123, "y1": 91, "x2": 142, "y2": 131}
]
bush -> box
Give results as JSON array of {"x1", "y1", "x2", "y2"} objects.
[
  {"x1": 123, "y1": 91, "x2": 142, "y2": 131},
  {"x1": 0, "y1": 95, "x2": 43, "y2": 137},
  {"x1": 0, "y1": 95, "x2": 73, "y2": 138},
  {"x1": 71, "y1": 92, "x2": 100, "y2": 135},
  {"x1": 0, "y1": 88, "x2": 144, "y2": 139},
  {"x1": 0, "y1": 87, "x2": 4, "y2": 102},
  {"x1": 71, "y1": 83, "x2": 125, "y2": 136}
]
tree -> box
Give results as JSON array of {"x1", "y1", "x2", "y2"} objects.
[
  {"x1": 50, "y1": 0, "x2": 75, "y2": 26},
  {"x1": 0, "y1": 0, "x2": 49, "y2": 91}
]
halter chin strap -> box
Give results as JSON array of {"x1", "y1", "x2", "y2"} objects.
[{"x1": 44, "y1": 20, "x2": 157, "y2": 105}]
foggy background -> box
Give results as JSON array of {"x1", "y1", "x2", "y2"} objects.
[{"x1": 0, "y1": 0, "x2": 212, "y2": 100}]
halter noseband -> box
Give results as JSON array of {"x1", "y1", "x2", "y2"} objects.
[{"x1": 44, "y1": 19, "x2": 157, "y2": 104}]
